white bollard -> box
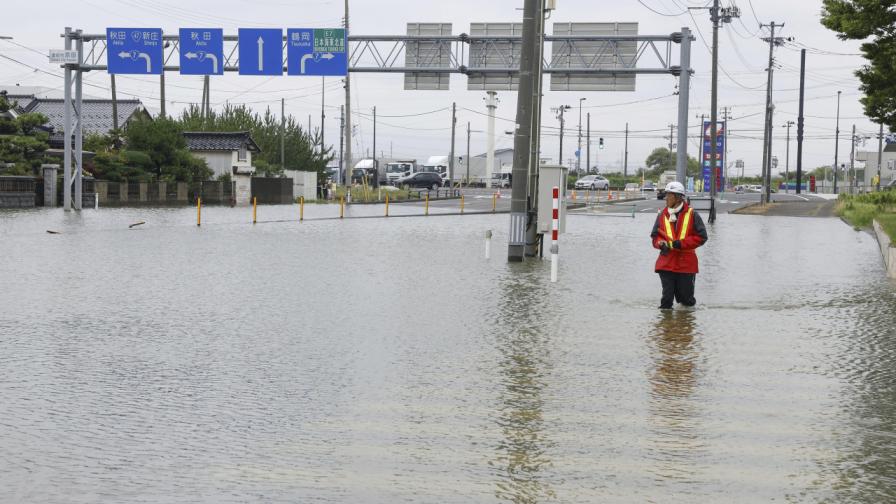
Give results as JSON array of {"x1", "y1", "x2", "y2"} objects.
[
  {"x1": 94, "y1": 192, "x2": 99, "y2": 210},
  {"x1": 551, "y1": 186, "x2": 559, "y2": 283},
  {"x1": 485, "y1": 230, "x2": 492, "y2": 260}
]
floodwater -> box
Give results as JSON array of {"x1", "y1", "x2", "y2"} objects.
[{"x1": 1, "y1": 203, "x2": 894, "y2": 503}]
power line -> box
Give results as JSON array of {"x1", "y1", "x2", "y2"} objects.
[{"x1": 636, "y1": 0, "x2": 688, "y2": 16}]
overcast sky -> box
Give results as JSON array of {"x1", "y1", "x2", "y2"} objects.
[{"x1": 0, "y1": 0, "x2": 879, "y2": 176}]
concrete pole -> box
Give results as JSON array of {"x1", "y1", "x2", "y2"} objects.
[
  {"x1": 834, "y1": 90, "x2": 841, "y2": 194},
  {"x1": 343, "y1": 0, "x2": 352, "y2": 188},
  {"x1": 486, "y1": 91, "x2": 497, "y2": 186},
  {"x1": 785, "y1": 121, "x2": 793, "y2": 193},
  {"x1": 796, "y1": 49, "x2": 805, "y2": 194},
  {"x1": 339, "y1": 105, "x2": 344, "y2": 183},
  {"x1": 709, "y1": 0, "x2": 720, "y2": 201},
  {"x1": 508, "y1": 0, "x2": 538, "y2": 262},
  {"x1": 320, "y1": 76, "x2": 325, "y2": 153},
  {"x1": 760, "y1": 22, "x2": 777, "y2": 204},
  {"x1": 586, "y1": 113, "x2": 591, "y2": 172},
  {"x1": 624, "y1": 122, "x2": 629, "y2": 185},
  {"x1": 577, "y1": 98, "x2": 584, "y2": 172},
  {"x1": 281, "y1": 98, "x2": 285, "y2": 169},
  {"x1": 111, "y1": 74, "x2": 119, "y2": 132},
  {"x1": 877, "y1": 122, "x2": 884, "y2": 191},
  {"x1": 449, "y1": 102, "x2": 456, "y2": 182},
  {"x1": 74, "y1": 30, "x2": 83, "y2": 210},
  {"x1": 372, "y1": 106, "x2": 377, "y2": 185},
  {"x1": 849, "y1": 124, "x2": 856, "y2": 193},
  {"x1": 676, "y1": 27, "x2": 692, "y2": 184},
  {"x1": 466, "y1": 121, "x2": 471, "y2": 185},
  {"x1": 524, "y1": 0, "x2": 547, "y2": 258},
  {"x1": 63, "y1": 27, "x2": 72, "y2": 211},
  {"x1": 160, "y1": 73, "x2": 166, "y2": 118}
]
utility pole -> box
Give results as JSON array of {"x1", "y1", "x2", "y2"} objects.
[
  {"x1": 320, "y1": 77, "x2": 325, "y2": 155},
  {"x1": 111, "y1": 75, "x2": 118, "y2": 132},
  {"x1": 577, "y1": 97, "x2": 586, "y2": 172},
  {"x1": 343, "y1": 0, "x2": 352, "y2": 188},
  {"x1": 668, "y1": 123, "x2": 675, "y2": 169},
  {"x1": 339, "y1": 105, "x2": 345, "y2": 184},
  {"x1": 796, "y1": 49, "x2": 806, "y2": 194},
  {"x1": 449, "y1": 102, "x2": 457, "y2": 183},
  {"x1": 624, "y1": 122, "x2": 629, "y2": 185},
  {"x1": 722, "y1": 107, "x2": 732, "y2": 192},
  {"x1": 466, "y1": 121, "x2": 471, "y2": 185},
  {"x1": 508, "y1": 0, "x2": 539, "y2": 262},
  {"x1": 372, "y1": 106, "x2": 377, "y2": 186},
  {"x1": 586, "y1": 112, "x2": 591, "y2": 172},
  {"x1": 834, "y1": 90, "x2": 841, "y2": 194},
  {"x1": 556, "y1": 105, "x2": 570, "y2": 165},
  {"x1": 280, "y1": 98, "x2": 285, "y2": 169},
  {"x1": 160, "y1": 73, "x2": 166, "y2": 118},
  {"x1": 849, "y1": 124, "x2": 856, "y2": 194},
  {"x1": 485, "y1": 91, "x2": 498, "y2": 185},
  {"x1": 760, "y1": 21, "x2": 785, "y2": 204},
  {"x1": 709, "y1": 0, "x2": 720, "y2": 201},
  {"x1": 877, "y1": 122, "x2": 884, "y2": 191},
  {"x1": 675, "y1": 26, "x2": 693, "y2": 185},
  {"x1": 696, "y1": 113, "x2": 706, "y2": 189},
  {"x1": 784, "y1": 120, "x2": 794, "y2": 193}
]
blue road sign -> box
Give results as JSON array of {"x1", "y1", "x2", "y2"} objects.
[
  {"x1": 106, "y1": 28, "x2": 163, "y2": 74},
  {"x1": 238, "y1": 28, "x2": 283, "y2": 75},
  {"x1": 286, "y1": 28, "x2": 347, "y2": 76},
  {"x1": 179, "y1": 28, "x2": 224, "y2": 75}
]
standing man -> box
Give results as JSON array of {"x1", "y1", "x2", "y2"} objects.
[{"x1": 650, "y1": 181, "x2": 709, "y2": 309}]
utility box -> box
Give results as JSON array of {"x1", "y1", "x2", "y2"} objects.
[{"x1": 537, "y1": 164, "x2": 568, "y2": 235}]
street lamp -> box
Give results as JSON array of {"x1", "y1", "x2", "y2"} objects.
[
  {"x1": 555, "y1": 105, "x2": 571, "y2": 166},
  {"x1": 577, "y1": 97, "x2": 586, "y2": 173}
]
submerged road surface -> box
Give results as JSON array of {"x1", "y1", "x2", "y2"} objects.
[{"x1": 1, "y1": 205, "x2": 894, "y2": 503}]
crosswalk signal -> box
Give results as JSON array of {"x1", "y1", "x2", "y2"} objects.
[{"x1": 599, "y1": 137, "x2": 604, "y2": 150}]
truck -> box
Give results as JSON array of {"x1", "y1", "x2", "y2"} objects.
[
  {"x1": 384, "y1": 160, "x2": 418, "y2": 185},
  {"x1": 422, "y1": 155, "x2": 491, "y2": 187}
]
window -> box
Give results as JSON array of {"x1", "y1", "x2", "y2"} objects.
[{"x1": 238, "y1": 146, "x2": 247, "y2": 162}]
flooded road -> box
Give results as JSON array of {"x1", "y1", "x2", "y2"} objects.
[{"x1": 1, "y1": 205, "x2": 894, "y2": 503}]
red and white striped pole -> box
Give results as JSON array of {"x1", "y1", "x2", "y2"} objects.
[{"x1": 551, "y1": 186, "x2": 559, "y2": 283}]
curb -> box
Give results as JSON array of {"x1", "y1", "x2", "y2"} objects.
[{"x1": 872, "y1": 219, "x2": 896, "y2": 279}]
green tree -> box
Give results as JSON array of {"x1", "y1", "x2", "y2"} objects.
[
  {"x1": 821, "y1": 1, "x2": 896, "y2": 128},
  {"x1": 643, "y1": 147, "x2": 701, "y2": 180},
  {"x1": 0, "y1": 93, "x2": 51, "y2": 175},
  {"x1": 122, "y1": 116, "x2": 211, "y2": 183},
  {"x1": 179, "y1": 103, "x2": 332, "y2": 182}
]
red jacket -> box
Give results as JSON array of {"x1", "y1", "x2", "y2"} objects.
[{"x1": 650, "y1": 202, "x2": 708, "y2": 274}]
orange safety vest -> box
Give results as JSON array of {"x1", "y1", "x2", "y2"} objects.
[{"x1": 662, "y1": 207, "x2": 693, "y2": 246}]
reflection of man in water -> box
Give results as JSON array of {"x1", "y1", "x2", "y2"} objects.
[
  {"x1": 647, "y1": 310, "x2": 702, "y2": 482},
  {"x1": 650, "y1": 182, "x2": 708, "y2": 310}
]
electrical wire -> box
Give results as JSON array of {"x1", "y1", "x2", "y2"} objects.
[{"x1": 636, "y1": 0, "x2": 688, "y2": 16}]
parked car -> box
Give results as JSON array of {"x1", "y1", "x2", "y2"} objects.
[
  {"x1": 624, "y1": 182, "x2": 640, "y2": 191},
  {"x1": 574, "y1": 174, "x2": 610, "y2": 190},
  {"x1": 642, "y1": 181, "x2": 657, "y2": 191},
  {"x1": 397, "y1": 171, "x2": 443, "y2": 190}
]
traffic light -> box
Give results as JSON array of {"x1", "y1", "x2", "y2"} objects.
[{"x1": 599, "y1": 137, "x2": 604, "y2": 150}]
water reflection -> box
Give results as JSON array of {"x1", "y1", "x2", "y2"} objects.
[
  {"x1": 490, "y1": 265, "x2": 556, "y2": 503},
  {"x1": 646, "y1": 310, "x2": 705, "y2": 483}
]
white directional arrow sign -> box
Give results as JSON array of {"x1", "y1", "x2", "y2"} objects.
[
  {"x1": 118, "y1": 50, "x2": 152, "y2": 73},
  {"x1": 300, "y1": 52, "x2": 334, "y2": 74},
  {"x1": 184, "y1": 51, "x2": 219, "y2": 74},
  {"x1": 257, "y1": 37, "x2": 264, "y2": 72}
]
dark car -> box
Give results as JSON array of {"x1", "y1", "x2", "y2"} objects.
[{"x1": 397, "y1": 171, "x2": 443, "y2": 190}]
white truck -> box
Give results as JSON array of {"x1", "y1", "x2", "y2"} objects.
[
  {"x1": 422, "y1": 155, "x2": 491, "y2": 186},
  {"x1": 385, "y1": 160, "x2": 418, "y2": 185}
]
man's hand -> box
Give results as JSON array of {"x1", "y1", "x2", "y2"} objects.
[
  {"x1": 672, "y1": 240, "x2": 682, "y2": 250},
  {"x1": 659, "y1": 242, "x2": 670, "y2": 256}
]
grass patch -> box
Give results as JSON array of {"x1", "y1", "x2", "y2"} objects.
[
  {"x1": 877, "y1": 213, "x2": 896, "y2": 243},
  {"x1": 837, "y1": 192, "x2": 896, "y2": 239}
]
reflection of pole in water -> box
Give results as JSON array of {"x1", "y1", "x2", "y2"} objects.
[
  {"x1": 492, "y1": 267, "x2": 556, "y2": 502},
  {"x1": 646, "y1": 310, "x2": 706, "y2": 481}
]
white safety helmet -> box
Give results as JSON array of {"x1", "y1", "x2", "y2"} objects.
[{"x1": 664, "y1": 181, "x2": 686, "y2": 196}]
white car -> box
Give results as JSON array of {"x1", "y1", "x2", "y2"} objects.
[{"x1": 575, "y1": 175, "x2": 609, "y2": 190}]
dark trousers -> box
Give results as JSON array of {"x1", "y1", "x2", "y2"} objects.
[{"x1": 658, "y1": 271, "x2": 696, "y2": 309}]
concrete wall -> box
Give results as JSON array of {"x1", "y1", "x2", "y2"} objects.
[
  {"x1": 872, "y1": 219, "x2": 896, "y2": 279},
  {"x1": 283, "y1": 170, "x2": 317, "y2": 201}
]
